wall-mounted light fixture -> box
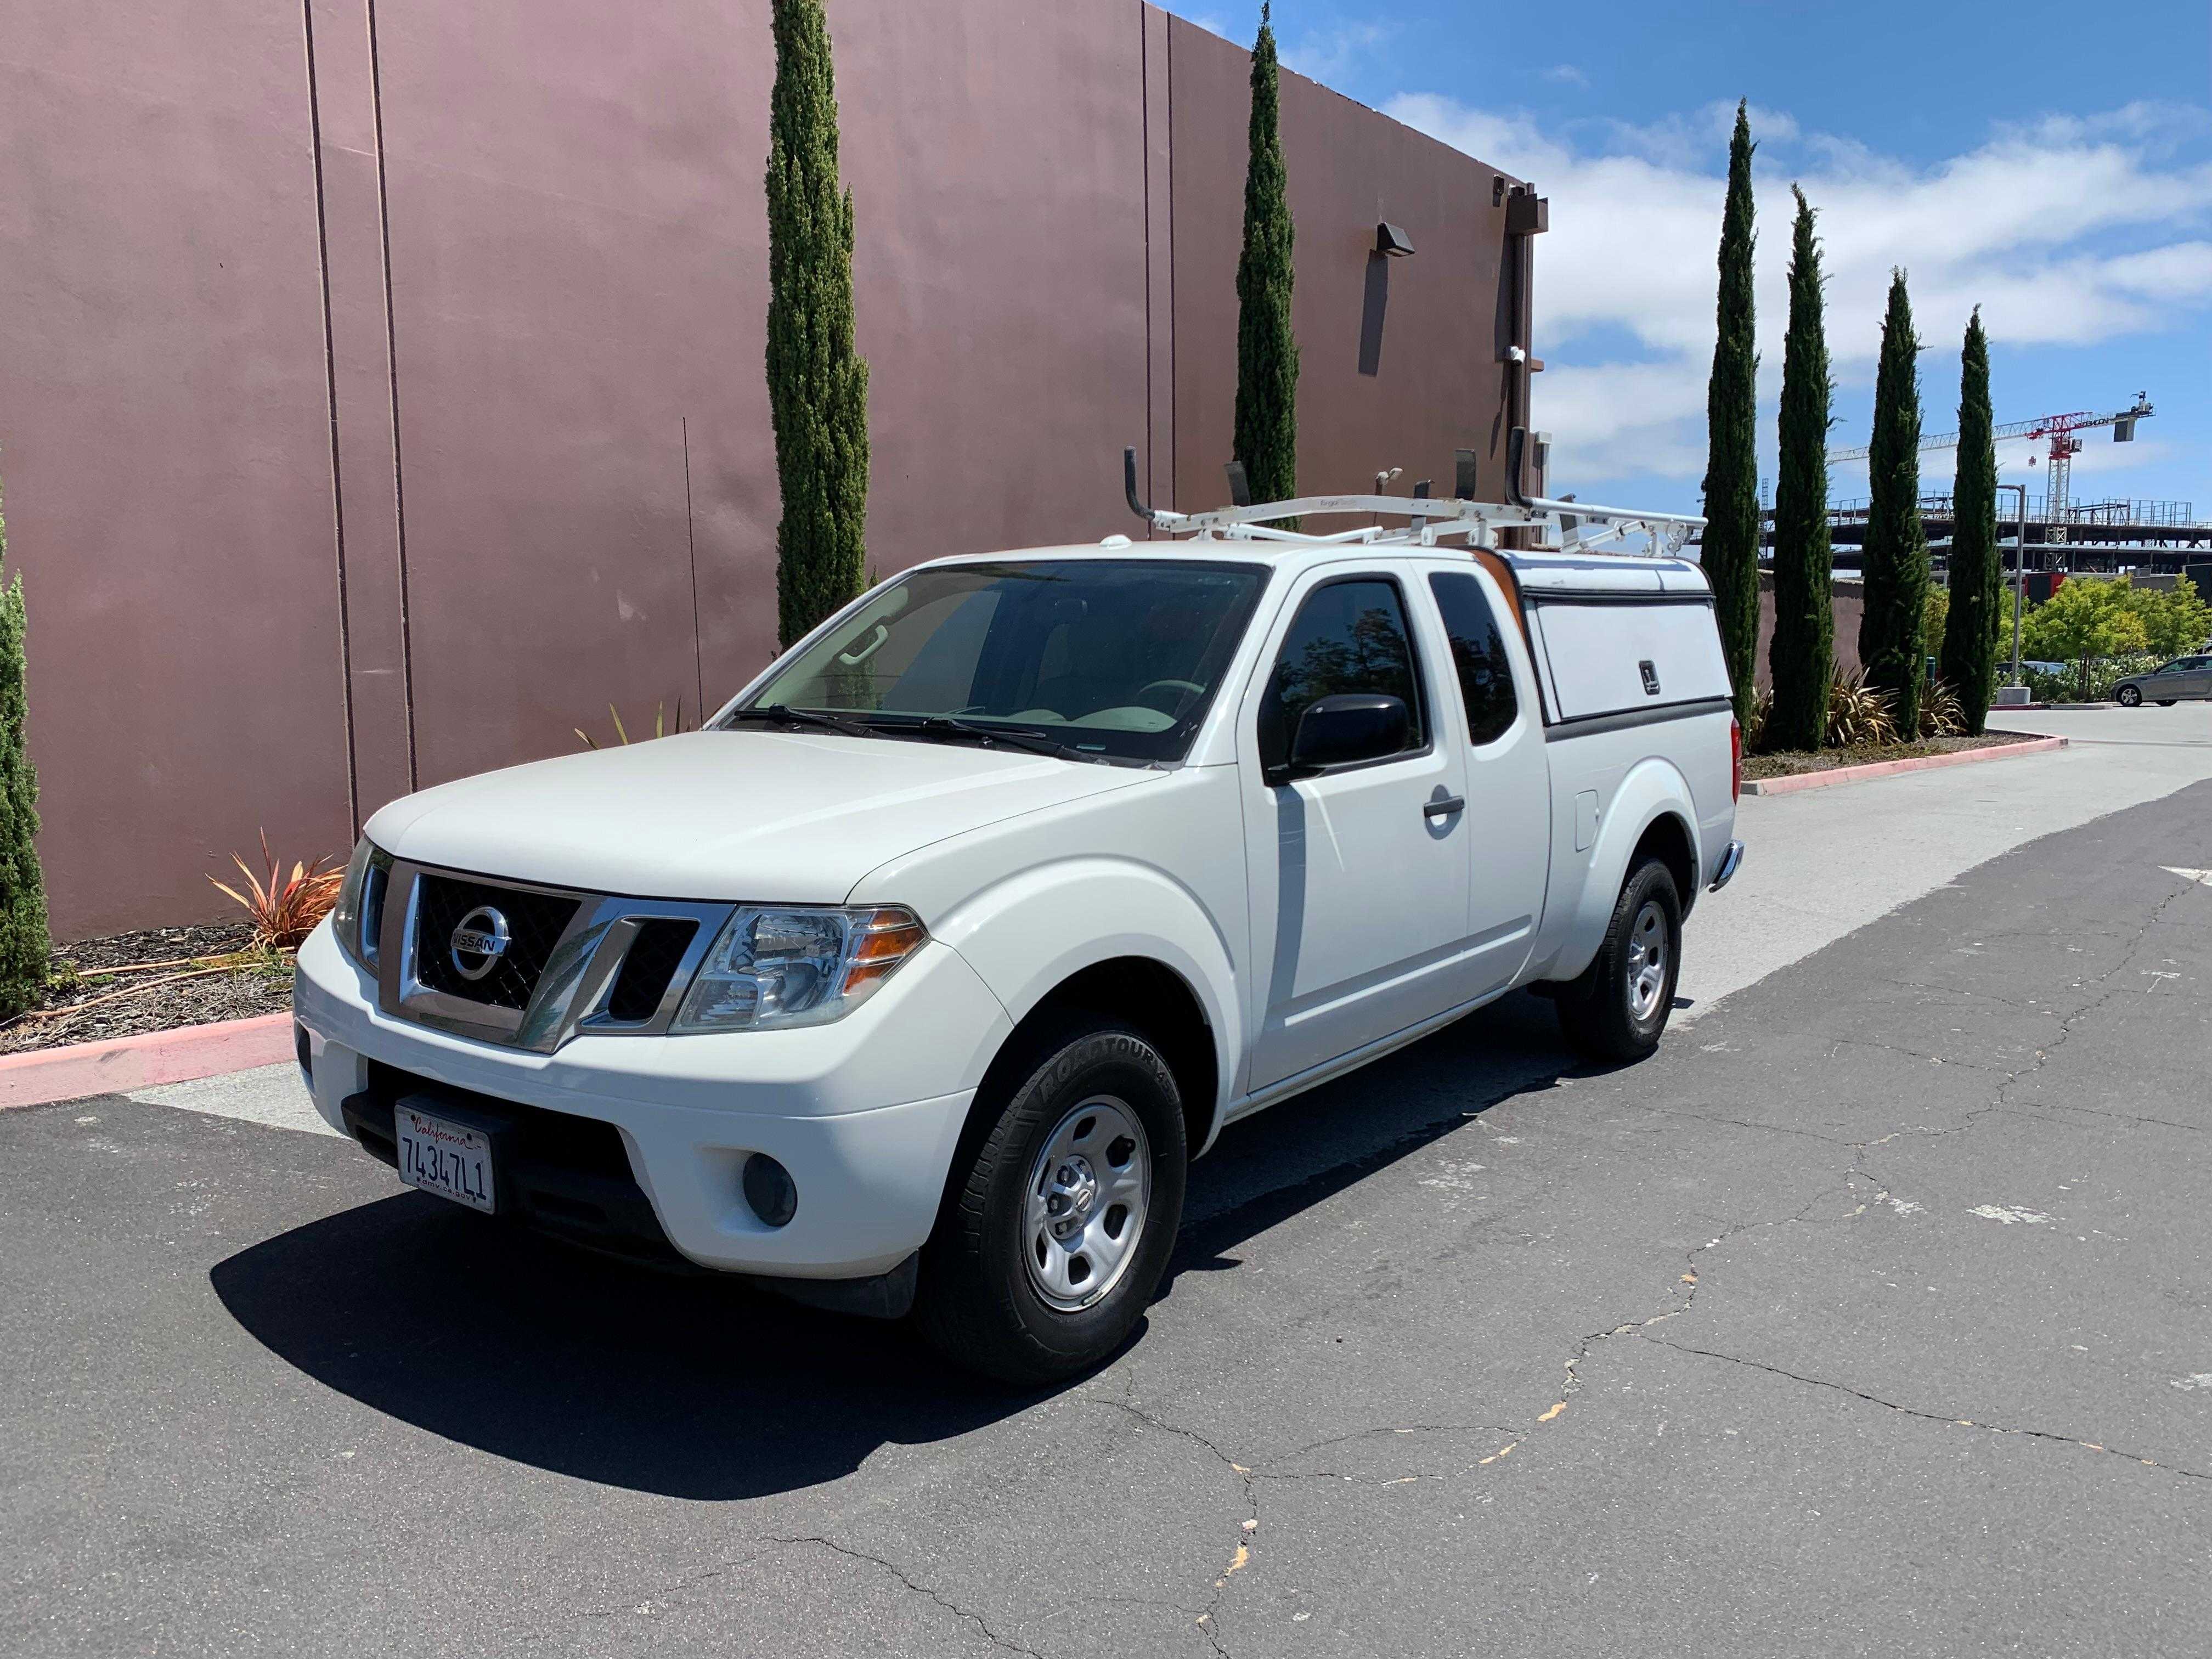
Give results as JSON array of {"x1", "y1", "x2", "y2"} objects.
[{"x1": 1375, "y1": 221, "x2": 1415, "y2": 258}]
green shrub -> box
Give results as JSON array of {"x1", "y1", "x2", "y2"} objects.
[
  {"x1": 2022, "y1": 652, "x2": 2159, "y2": 703},
  {"x1": 0, "y1": 474, "x2": 46, "y2": 1018}
]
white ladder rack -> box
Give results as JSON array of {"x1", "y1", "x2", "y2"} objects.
[{"x1": 1121, "y1": 437, "x2": 1706, "y2": 560}]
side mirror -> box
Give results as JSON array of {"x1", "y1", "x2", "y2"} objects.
[{"x1": 1281, "y1": 693, "x2": 1409, "y2": 780}]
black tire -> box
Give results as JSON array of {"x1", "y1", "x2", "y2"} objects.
[
  {"x1": 2117, "y1": 685, "x2": 2142, "y2": 707},
  {"x1": 2158, "y1": 699, "x2": 2177, "y2": 707},
  {"x1": 914, "y1": 1014, "x2": 1187, "y2": 1385},
  {"x1": 1555, "y1": 858, "x2": 1683, "y2": 1064}
]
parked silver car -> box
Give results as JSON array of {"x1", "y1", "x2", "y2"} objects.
[{"x1": 2114, "y1": 656, "x2": 2212, "y2": 706}]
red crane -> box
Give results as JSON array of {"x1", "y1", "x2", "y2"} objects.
[{"x1": 1830, "y1": 393, "x2": 2153, "y2": 529}]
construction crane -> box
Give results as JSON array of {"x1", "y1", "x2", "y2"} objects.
[{"x1": 1830, "y1": 394, "x2": 2153, "y2": 524}]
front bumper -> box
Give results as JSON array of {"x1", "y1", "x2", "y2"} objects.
[{"x1": 292, "y1": 920, "x2": 1012, "y2": 1278}]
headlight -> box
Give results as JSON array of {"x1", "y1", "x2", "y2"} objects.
[
  {"x1": 329, "y1": 838, "x2": 391, "y2": 972},
  {"x1": 673, "y1": 905, "x2": 928, "y2": 1032}
]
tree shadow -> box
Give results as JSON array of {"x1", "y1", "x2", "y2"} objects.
[{"x1": 213, "y1": 994, "x2": 1594, "y2": 1500}]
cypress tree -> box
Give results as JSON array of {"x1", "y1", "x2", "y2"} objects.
[
  {"x1": 1765, "y1": 187, "x2": 1834, "y2": 752},
  {"x1": 0, "y1": 473, "x2": 47, "y2": 1018},
  {"x1": 1941, "y1": 308, "x2": 2000, "y2": 732},
  {"x1": 1859, "y1": 269, "x2": 1929, "y2": 732},
  {"x1": 766, "y1": 0, "x2": 870, "y2": 649},
  {"x1": 1233, "y1": 4, "x2": 1299, "y2": 508},
  {"x1": 1700, "y1": 101, "x2": 1760, "y2": 727}
]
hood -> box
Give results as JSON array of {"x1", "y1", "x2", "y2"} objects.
[{"x1": 364, "y1": 730, "x2": 1158, "y2": 902}]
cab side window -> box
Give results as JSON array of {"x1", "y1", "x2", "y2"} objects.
[
  {"x1": 1257, "y1": 578, "x2": 1425, "y2": 771},
  {"x1": 1427, "y1": 571, "x2": 1520, "y2": 745}
]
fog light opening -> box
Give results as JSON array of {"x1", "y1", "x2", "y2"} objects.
[
  {"x1": 743, "y1": 1153, "x2": 798, "y2": 1229},
  {"x1": 294, "y1": 1022, "x2": 314, "y2": 1087}
]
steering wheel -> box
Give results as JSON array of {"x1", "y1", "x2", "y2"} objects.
[{"x1": 1134, "y1": 678, "x2": 1205, "y2": 715}]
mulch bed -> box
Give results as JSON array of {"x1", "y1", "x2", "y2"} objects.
[
  {"x1": 0, "y1": 922, "x2": 295, "y2": 1057},
  {"x1": 1743, "y1": 729, "x2": 2041, "y2": 782}
]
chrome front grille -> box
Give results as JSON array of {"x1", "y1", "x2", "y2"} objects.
[
  {"x1": 373, "y1": 861, "x2": 731, "y2": 1052},
  {"x1": 412, "y1": 873, "x2": 580, "y2": 1011}
]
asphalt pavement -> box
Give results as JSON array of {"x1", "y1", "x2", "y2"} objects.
[{"x1": 7, "y1": 720, "x2": 2212, "y2": 1657}]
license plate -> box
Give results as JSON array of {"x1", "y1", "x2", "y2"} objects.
[{"x1": 394, "y1": 1103, "x2": 495, "y2": 1214}]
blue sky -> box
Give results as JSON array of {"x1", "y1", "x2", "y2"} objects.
[{"x1": 1167, "y1": 2, "x2": 2212, "y2": 520}]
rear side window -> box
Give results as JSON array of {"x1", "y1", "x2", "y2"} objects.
[
  {"x1": 1428, "y1": 572, "x2": 1519, "y2": 745},
  {"x1": 1257, "y1": 578, "x2": 1425, "y2": 770}
]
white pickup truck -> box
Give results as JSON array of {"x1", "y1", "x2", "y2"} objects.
[{"x1": 294, "y1": 467, "x2": 1742, "y2": 1383}]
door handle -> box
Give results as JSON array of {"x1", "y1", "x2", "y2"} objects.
[{"x1": 1423, "y1": 795, "x2": 1466, "y2": 820}]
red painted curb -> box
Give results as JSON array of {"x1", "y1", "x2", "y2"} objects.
[
  {"x1": 1742, "y1": 734, "x2": 2068, "y2": 797},
  {"x1": 0, "y1": 1011, "x2": 296, "y2": 1111}
]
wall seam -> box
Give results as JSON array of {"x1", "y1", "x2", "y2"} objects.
[
  {"x1": 1165, "y1": 13, "x2": 1177, "y2": 512},
  {"x1": 1139, "y1": 1, "x2": 1152, "y2": 526},
  {"x1": 683, "y1": 415, "x2": 704, "y2": 721},
  {"x1": 300, "y1": 0, "x2": 362, "y2": 833},
  {"x1": 364, "y1": 0, "x2": 419, "y2": 789}
]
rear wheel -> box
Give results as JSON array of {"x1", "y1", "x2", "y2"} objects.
[
  {"x1": 1556, "y1": 859, "x2": 1683, "y2": 1063},
  {"x1": 914, "y1": 1015, "x2": 1187, "y2": 1385},
  {"x1": 2118, "y1": 685, "x2": 2143, "y2": 707}
]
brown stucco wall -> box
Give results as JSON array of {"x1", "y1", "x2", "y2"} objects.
[
  {"x1": 0, "y1": 1, "x2": 1526, "y2": 938},
  {"x1": 1753, "y1": 574, "x2": 1866, "y2": 690}
]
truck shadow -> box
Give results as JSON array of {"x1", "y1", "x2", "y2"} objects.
[{"x1": 211, "y1": 992, "x2": 1593, "y2": 1500}]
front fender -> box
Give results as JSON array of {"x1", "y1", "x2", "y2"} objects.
[
  {"x1": 1553, "y1": 757, "x2": 1703, "y2": 983},
  {"x1": 925, "y1": 857, "x2": 1241, "y2": 1144}
]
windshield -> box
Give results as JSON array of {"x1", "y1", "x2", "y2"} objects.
[{"x1": 731, "y1": 559, "x2": 1271, "y2": 762}]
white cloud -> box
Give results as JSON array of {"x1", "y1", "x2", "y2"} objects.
[
  {"x1": 1543, "y1": 64, "x2": 1589, "y2": 89},
  {"x1": 1385, "y1": 93, "x2": 2212, "y2": 489},
  {"x1": 1281, "y1": 20, "x2": 1395, "y2": 84}
]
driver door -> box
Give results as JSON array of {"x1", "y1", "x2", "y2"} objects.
[{"x1": 1239, "y1": 564, "x2": 1472, "y2": 1093}]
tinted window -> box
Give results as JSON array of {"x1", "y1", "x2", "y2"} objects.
[
  {"x1": 1428, "y1": 571, "x2": 1520, "y2": 744},
  {"x1": 1257, "y1": 578, "x2": 1424, "y2": 771}
]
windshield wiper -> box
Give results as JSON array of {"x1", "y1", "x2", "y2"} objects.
[
  {"x1": 726, "y1": 704, "x2": 880, "y2": 741},
  {"x1": 872, "y1": 714, "x2": 1102, "y2": 764}
]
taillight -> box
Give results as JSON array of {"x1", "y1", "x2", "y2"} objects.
[{"x1": 1730, "y1": 716, "x2": 1743, "y2": 802}]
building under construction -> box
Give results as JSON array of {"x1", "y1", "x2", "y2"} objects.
[{"x1": 1813, "y1": 393, "x2": 2211, "y2": 575}]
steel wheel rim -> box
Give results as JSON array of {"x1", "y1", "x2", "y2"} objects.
[
  {"x1": 1626, "y1": 899, "x2": 1669, "y2": 1022},
  {"x1": 1023, "y1": 1095, "x2": 1152, "y2": 1312}
]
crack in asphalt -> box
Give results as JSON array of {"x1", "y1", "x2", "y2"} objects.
[
  {"x1": 1640, "y1": 1337, "x2": 2212, "y2": 1483},
  {"x1": 742, "y1": 832, "x2": 2211, "y2": 1654},
  {"x1": 764, "y1": 1536, "x2": 1047, "y2": 1658},
  {"x1": 1539, "y1": 879, "x2": 2203, "y2": 1455},
  {"x1": 1641, "y1": 1106, "x2": 1849, "y2": 1145},
  {"x1": 1084, "y1": 1389, "x2": 1257, "y2": 1658}
]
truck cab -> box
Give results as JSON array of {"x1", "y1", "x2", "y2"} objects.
[{"x1": 294, "y1": 507, "x2": 1742, "y2": 1382}]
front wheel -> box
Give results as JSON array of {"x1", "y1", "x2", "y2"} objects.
[
  {"x1": 914, "y1": 1015, "x2": 1187, "y2": 1385},
  {"x1": 1556, "y1": 859, "x2": 1683, "y2": 1063},
  {"x1": 2118, "y1": 685, "x2": 2143, "y2": 707}
]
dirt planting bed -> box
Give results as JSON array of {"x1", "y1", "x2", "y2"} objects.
[{"x1": 1, "y1": 923, "x2": 293, "y2": 1056}]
